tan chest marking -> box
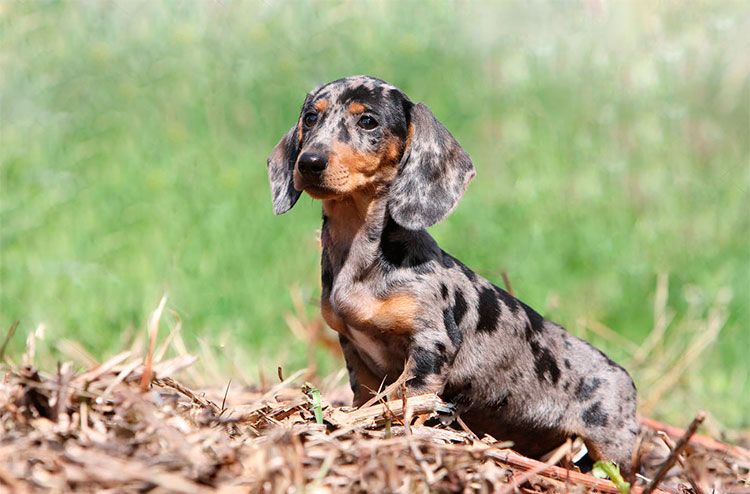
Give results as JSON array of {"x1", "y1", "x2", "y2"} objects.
[
  {"x1": 333, "y1": 292, "x2": 418, "y2": 335},
  {"x1": 321, "y1": 298, "x2": 346, "y2": 334}
]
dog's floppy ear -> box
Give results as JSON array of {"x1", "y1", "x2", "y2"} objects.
[
  {"x1": 387, "y1": 103, "x2": 475, "y2": 230},
  {"x1": 267, "y1": 125, "x2": 302, "y2": 215}
]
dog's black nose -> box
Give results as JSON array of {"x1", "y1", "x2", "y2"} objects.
[{"x1": 297, "y1": 152, "x2": 328, "y2": 175}]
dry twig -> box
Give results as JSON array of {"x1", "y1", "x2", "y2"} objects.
[{"x1": 644, "y1": 412, "x2": 706, "y2": 494}]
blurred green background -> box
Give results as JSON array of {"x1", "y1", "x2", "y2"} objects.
[{"x1": 1, "y1": 1, "x2": 748, "y2": 429}]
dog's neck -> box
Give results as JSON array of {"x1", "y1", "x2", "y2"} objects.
[
  {"x1": 322, "y1": 194, "x2": 376, "y2": 244},
  {"x1": 321, "y1": 192, "x2": 390, "y2": 274}
]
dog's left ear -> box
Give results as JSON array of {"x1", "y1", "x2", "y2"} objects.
[
  {"x1": 387, "y1": 103, "x2": 476, "y2": 230},
  {"x1": 267, "y1": 125, "x2": 302, "y2": 215}
]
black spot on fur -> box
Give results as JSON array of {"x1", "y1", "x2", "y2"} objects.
[
  {"x1": 574, "y1": 377, "x2": 604, "y2": 401},
  {"x1": 453, "y1": 289, "x2": 468, "y2": 327},
  {"x1": 312, "y1": 89, "x2": 330, "y2": 101},
  {"x1": 337, "y1": 84, "x2": 384, "y2": 106},
  {"x1": 520, "y1": 301, "x2": 545, "y2": 337},
  {"x1": 582, "y1": 402, "x2": 609, "y2": 427},
  {"x1": 380, "y1": 219, "x2": 407, "y2": 266},
  {"x1": 476, "y1": 286, "x2": 501, "y2": 333},
  {"x1": 408, "y1": 347, "x2": 447, "y2": 389},
  {"x1": 528, "y1": 339, "x2": 541, "y2": 357},
  {"x1": 564, "y1": 359, "x2": 572, "y2": 369},
  {"x1": 379, "y1": 215, "x2": 431, "y2": 268},
  {"x1": 457, "y1": 260, "x2": 477, "y2": 282},
  {"x1": 443, "y1": 307, "x2": 462, "y2": 346},
  {"x1": 439, "y1": 253, "x2": 476, "y2": 281},
  {"x1": 534, "y1": 346, "x2": 561, "y2": 385},
  {"x1": 442, "y1": 382, "x2": 473, "y2": 408},
  {"x1": 524, "y1": 323, "x2": 534, "y2": 342},
  {"x1": 440, "y1": 283, "x2": 448, "y2": 300},
  {"x1": 492, "y1": 284, "x2": 519, "y2": 313},
  {"x1": 440, "y1": 251, "x2": 455, "y2": 268},
  {"x1": 407, "y1": 374, "x2": 426, "y2": 389}
]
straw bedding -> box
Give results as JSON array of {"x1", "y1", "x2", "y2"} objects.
[{"x1": 1, "y1": 349, "x2": 747, "y2": 494}]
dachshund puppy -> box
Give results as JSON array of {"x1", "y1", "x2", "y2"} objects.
[{"x1": 267, "y1": 75, "x2": 638, "y2": 476}]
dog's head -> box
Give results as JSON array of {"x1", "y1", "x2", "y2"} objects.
[{"x1": 267, "y1": 75, "x2": 475, "y2": 230}]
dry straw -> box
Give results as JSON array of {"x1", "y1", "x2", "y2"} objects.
[{"x1": 0, "y1": 293, "x2": 747, "y2": 493}]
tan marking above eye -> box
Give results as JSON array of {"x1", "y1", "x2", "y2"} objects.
[
  {"x1": 314, "y1": 99, "x2": 329, "y2": 112},
  {"x1": 348, "y1": 102, "x2": 366, "y2": 114}
]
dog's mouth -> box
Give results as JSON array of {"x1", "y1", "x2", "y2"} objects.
[
  {"x1": 302, "y1": 183, "x2": 338, "y2": 199},
  {"x1": 293, "y1": 173, "x2": 337, "y2": 199}
]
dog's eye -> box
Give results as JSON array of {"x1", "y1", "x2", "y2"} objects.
[
  {"x1": 357, "y1": 115, "x2": 379, "y2": 130},
  {"x1": 303, "y1": 112, "x2": 318, "y2": 128}
]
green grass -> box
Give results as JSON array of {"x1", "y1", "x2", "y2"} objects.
[{"x1": 1, "y1": 1, "x2": 748, "y2": 428}]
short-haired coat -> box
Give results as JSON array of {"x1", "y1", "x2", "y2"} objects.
[{"x1": 267, "y1": 75, "x2": 639, "y2": 476}]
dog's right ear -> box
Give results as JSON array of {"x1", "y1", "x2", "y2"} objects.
[{"x1": 267, "y1": 125, "x2": 302, "y2": 215}]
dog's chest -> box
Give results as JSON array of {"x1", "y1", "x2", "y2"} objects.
[
  {"x1": 323, "y1": 245, "x2": 411, "y2": 376},
  {"x1": 346, "y1": 323, "x2": 409, "y2": 376},
  {"x1": 323, "y1": 232, "x2": 418, "y2": 332},
  {"x1": 327, "y1": 284, "x2": 411, "y2": 373}
]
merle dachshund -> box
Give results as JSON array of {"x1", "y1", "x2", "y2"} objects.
[{"x1": 267, "y1": 75, "x2": 638, "y2": 476}]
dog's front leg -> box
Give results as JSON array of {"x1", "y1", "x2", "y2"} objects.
[
  {"x1": 400, "y1": 333, "x2": 457, "y2": 398},
  {"x1": 338, "y1": 334, "x2": 384, "y2": 407}
]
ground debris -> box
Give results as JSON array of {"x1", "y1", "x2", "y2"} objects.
[{"x1": 0, "y1": 357, "x2": 747, "y2": 493}]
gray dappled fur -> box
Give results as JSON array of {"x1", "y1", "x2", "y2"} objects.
[{"x1": 267, "y1": 126, "x2": 302, "y2": 214}]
